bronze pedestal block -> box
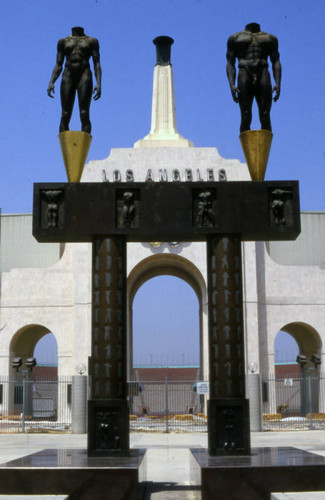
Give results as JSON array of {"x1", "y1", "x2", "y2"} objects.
[
  {"x1": 88, "y1": 400, "x2": 130, "y2": 456},
  {"x1": 0, "y1": 448, "x2": 146, "y2": 499},
  {"x1": 208, "y1": 398, "x2": 250, "y2": 455},
  {"x1": 190, "y1": 447, "x2": 325, "y2": 499}
]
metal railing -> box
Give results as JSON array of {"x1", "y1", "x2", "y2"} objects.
[
  {"x1": 0, "y1": 375, "x2": 72, "y2": 433},
  {"x1": 128, "y1": 377, "x2": 208, "y2": 432},
  {"x1": 4, "y1": 371, "x2": 325, "y2": 434},
  {"x1": 0, "y1": 374, "x2": 207, "y2": 434},
  {"x1": 262, "y1": 370, "x2": 325, "y2": 431}
]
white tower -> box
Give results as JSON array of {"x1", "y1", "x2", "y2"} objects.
[{"x1": 134, "y1": 36, "x2": 193, "y2": 148}]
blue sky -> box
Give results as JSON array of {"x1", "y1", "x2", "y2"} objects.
[
  {"x1": 133, "y1": 277, "x2": 200, "y2": 366},
  {"x1": 2, "y1": 0, "x2": 321, "y2": 365}
]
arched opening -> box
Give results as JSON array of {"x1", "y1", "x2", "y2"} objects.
[
  {"x1": 127, "y1": 254, "x2": 208, "y2": 422},
  {"x1": 9, "y1": 324, "x2": 53, "y2": 374},
  {"x1": 128, "y1": 253, "x2": 207, "y2": 377},
  {"x1": 277, "y1": 322, "x2": 322, "y2": 367},
  {"x1": 8, "y1": 325, "x2": 60, "y2": 422},
  {"x1": 132, "y1": 275, "x2": 200, "y2": 367},
  {"x1": 272, "y1": 323, "x2": 323, "y2": 418}
]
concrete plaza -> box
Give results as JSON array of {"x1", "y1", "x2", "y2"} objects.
[{"x1": 0, "y1": 431, "x2": 325, "y2": 498}]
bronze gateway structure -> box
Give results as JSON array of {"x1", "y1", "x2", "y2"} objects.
[
  {"x1": 29, "y1": 179, "x2": 312, "y2": 500},
  {"x1": 33, "y1": 179, "x2": 301, "y2": 457}
]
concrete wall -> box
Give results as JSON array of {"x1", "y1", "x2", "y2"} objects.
[{"x1": 0, "y1": 214, "x2": 61, "y2": 272}]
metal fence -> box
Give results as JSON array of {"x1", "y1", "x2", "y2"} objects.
[
  {"x1": 0, "y1": 375, "x2": 72, "y2": 433},
  {"x1": 128, "y1": 378, "x2": 208, "y2": 432},
  {"x1": 0, "y1": 374, "x2": 207, "y2": 434},
  {"x1": 262, "y1": 371, "x2": 325, "y2": 431},
  {"x1": 5, "y1": 371, "x2": 325, "y2": 435}
]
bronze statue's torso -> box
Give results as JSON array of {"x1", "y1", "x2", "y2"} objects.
[
  {"x1": 61, "y1": 35, "x2": 94, "y2": 73},
  {"x1": 233, "y1": 31, "x2": 276, "y2": 75}
]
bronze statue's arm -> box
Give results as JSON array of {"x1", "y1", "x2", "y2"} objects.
[
  {"x1": 226, "y1": 36, "x2": 239, "y2": 103},
  {"x1": 91, "y1": 39, "x2": 102, "y2": 101},
  {"x1": 270, "y1": 36, "x2": 281, "y2": 102},
  {"x1": 47, "y1": 40, "x2": 65, "y2": 98}
]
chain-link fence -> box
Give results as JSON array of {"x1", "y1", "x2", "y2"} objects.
[
  {"x1": 0, "y1": 375, "x2": 72, "y2": 433},
  {"x1": 262, "y1": 370, "x2": 325, "y2": 431},
  {"x1": 128, "y1": 377, "x2": 208, "y2": 432}
]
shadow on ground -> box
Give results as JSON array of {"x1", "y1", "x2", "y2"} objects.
[{"x1": 143, "y1": 481, "x2": 199, "y2": 499}]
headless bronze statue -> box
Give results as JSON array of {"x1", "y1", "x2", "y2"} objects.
[
  {"x1": 226, "y1": 22, "x2": 281, "y2": 133},
  {"x1": 47, "y1": 26, "x2": 102, "y2": 134}
]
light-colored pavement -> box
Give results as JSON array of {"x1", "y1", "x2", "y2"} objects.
[{"x1": 1, "y1": 431, "x2": 325, "y2": 498}]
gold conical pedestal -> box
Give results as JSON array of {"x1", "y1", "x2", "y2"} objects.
[
  {"x1": 239, "y1": 129, "x2": 273, "y2": 181},
  {"x1": 59, "y1": 131, "x2": 92, "y2": 182}
]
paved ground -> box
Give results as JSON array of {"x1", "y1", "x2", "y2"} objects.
[{"x1": 1, "y1": 431, "x2": 325, "y2": 498}]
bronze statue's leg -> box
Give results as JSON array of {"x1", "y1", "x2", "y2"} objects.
[
  {"x1": 78, "y1": 69, "x2": 93, "y2": 134},
  {"x1": 255, "y1": 69, "x2": 272, "y2": 131},
  {"x1": 237, "y1": 69, "x2": 254, "y2": 133},
  {"x1": 60, "y1": 73, "x2": 76, "y2": 133}
]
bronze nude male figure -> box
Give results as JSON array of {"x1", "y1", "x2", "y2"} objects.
[
  {"x1": 47, "y1": 26, "x2": 102, "y2": 134},
  {"x1": 226, "y1": 22, "x2": 281, "y2": 133}
]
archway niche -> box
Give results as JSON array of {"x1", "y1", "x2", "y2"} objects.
[
  {"x1": 8, "y1": 325, "x2": 59, "y2": 418},
  {"x1": 9, "y1": 324, "x2": 53, "y2": 375},
  {"x1": 273, "y1": 322, "x2": 323, "y2": 416},
  {"x1": 280, "y1": 322, "x2": 322, "y2": 368},
  {"x1": 127, "y1": 254, "x2": 207, "y2": 380}
]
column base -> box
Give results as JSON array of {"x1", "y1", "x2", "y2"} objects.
[
  {"x1": 190, "y1": 447, "x2": 325, "y2": 500},
  {"x1": 87, "y1": 399, "x2": 129, "y2": 456},
  {"x1": 208, "y1": 398, "x2": 251, "y2": 455},
  {"x1": 0, "y1": 448, "x2": 147, "y2": 499}
]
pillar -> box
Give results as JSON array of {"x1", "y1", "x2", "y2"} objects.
[
  {"x1": 246, "y1": 373, "x2": 262, "y2": 431},
  {"x1": 72, "y1": 375, "x2": 87, "y2": 433},
  {"x1": 207, "y1": 235, "x2": 250, "y2": 455},
  {"x1": 87, "y1": 237, "x2": 129, "y2": 455}
]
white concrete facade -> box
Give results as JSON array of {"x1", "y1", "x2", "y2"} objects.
[{"x1": 1, "y1": 147, "x2": 325, "y2": 383}]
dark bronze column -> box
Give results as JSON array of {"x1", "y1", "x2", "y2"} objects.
[
  {"x1": 88, "y1": 237, "x2": 129, "y2": 455},
  {"x1": 207, "y1": 235, "x2": 250, "y2": 455}
]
